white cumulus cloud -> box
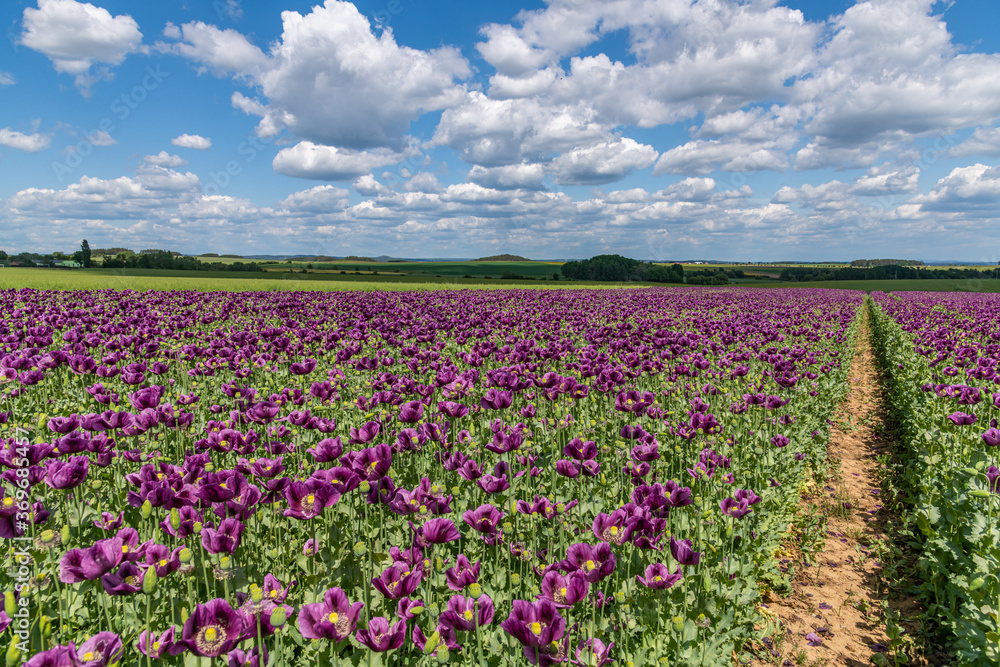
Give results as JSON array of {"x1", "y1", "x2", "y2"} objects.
[{"x1": 171, "y1": 134, "x2": 212, "y2": 150}]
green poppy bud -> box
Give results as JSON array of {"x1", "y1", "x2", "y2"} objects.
[
  {"x1": 970, "y1": 490, "x2": 991, "y2": 498},
  {"x1": 269, "y1": 549, "x2": 278, "y2": 559},
  {"x1": 4, "y1": 592, "x2": 15, "y2": 617},
  {"x1": 60, "y1": 524, "x2": 71, "y2": 544},
  {"x1": 511, "y1": 573, "x2": 520, "y2": 586},
  {"x1": 436, "y1": 648, "x2": 450, "y2": 664},
  {"x1": 204, "y1": 462, "x2": 214, "y2": 473},
  {"x1": 193, "y1": 521, "x2": 203, "y2": 534},
  {"x1": 962, "y1": 467, "x2": 979, "y2": 477},
  {"x1": 359, "y1": 480, "x2": 371, "y2": 493},
  {"x1": 614, "y1": 591, "x2": 626, "y2": 604},
  {"x1": 251, "y1": 587, "x2": 264, "y2": 604},
  {"x1": 39, "y1": 616, "x2": 52, "y2": 639},
  {"x1": 451, "y1": 486, "x2": 460, "y2": 496},
  {"x1": 468, "y1": 583, "x2": 482, "y2": 598},
  {"x1": 143, "y1": 567, "x2": 158, "y2": 595},
  {"x1": 170, "y1": 508, "x2": 181, "y2": 530},
  {"x1": 353, "y1": 542, "x2": 367, "y2": 557},
  {"x1": 178, "y1": 548, "x2": 193, "y2": 564},
  {"x1": 219, "y1": 556, "x2": 232, "y2": 570},
  {"x1": 423, "y1": 631, "x2": 440, "y2": 655},
  {"x1": 435, "y1": 557, "x2": 443, "y2": 570},
  {"x1": 970, "y1": 577, "x2": 986, "y2": 591},
  {"x1": 672, "y1": 616, "x2": 684, "y2": 632},
  {"x1": 141, "y1": 500, "x2": 153, "y2": 519},
  {"x1": 6, "y1": 638, "x2": 21, "y2": 666},
  {"x1": 270, "y1": 608, "x2": 287, "y2": 628}
]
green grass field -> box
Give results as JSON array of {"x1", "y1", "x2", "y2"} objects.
[
  {"x1": 760, "y1": 278, "x2": 1000, "y2": 292},
  {"x1": 0, "y1": 268, "x2": 623, "y2": 292}
]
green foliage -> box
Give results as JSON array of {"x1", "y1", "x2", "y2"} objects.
[
  {"x1": 851, "y1": 259, "x2": 925, "y2": 267},
  {"x1": 473, "y1": 254, "x2": 532, "y2": 261},
  {"x1": 100, "y1": 251, "x2": 265, "y2": 273},
  {"x1": 561, "y1": 255, "x2": 683, "y2": 283},
  {"x1": 781, "y1": 264, "x2": 998, "y2": 282}
]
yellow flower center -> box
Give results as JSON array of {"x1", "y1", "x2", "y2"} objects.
[
  {"x1": 152, "y1": 641, "x2": 160, "y2": 651},
  {"x1": 328, "y1": 612, "x2": 339, "y2": 623},
  {"x1": 585, "y1": 560, "x2": 596, "y2": 571},
  {"x1": 205, "y1": 628, "x2": 217, "y2": 642},
  {"x1": 463, "y1": 610, "x2": 473, "y2": 621},
  {"x1": 306, "y1": 494, "x2": 315, "y2": 504},
  {"x1": 122, "y1": 545, "x2": 129, "y2": 553},
  {"x1": 269, "y1": 590, "x2": 278, "y2": 598},
  {"x1": 159, "y1": 559, "x2": 168, "y2": 567},
  {"x1": 2, "y1": 498, "x2": 12, "y2": 507},
  {"x1": 610, "y1": 526, "x2": 618, "y2": 536},
  {"x1": 559, "y1": 587, "x2": 567, "y2": 597},
  {"x1": 530, "y1": 622, "x2": 542, "y2": 636},
  {"x1": 654, "y1": 576, "x2": 662, "y2": 582},
  {"x1": 82, "y1": 652, "x2": 96, "y2": 662}
]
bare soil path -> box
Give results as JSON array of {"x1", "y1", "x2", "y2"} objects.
[{"x1": 758, "y1": 305, "x2": 927, "y2": 666}]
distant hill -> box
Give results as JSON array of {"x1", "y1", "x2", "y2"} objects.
[{"x1": 473, "y1": 254, "x2": 532, "y2": 262}]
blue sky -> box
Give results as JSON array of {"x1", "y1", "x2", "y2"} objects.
[{"x1": 1, "y1": 0, "x2": 1000, "y2": 261}]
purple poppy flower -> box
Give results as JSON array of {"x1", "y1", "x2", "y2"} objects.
[
  {"x1": 720, "y1": 497, "x2": 752, "y2": 519},
  {"x1": 555, "y1": 459, "x2": 580, "y2": 478},
  {"x1": 476, "y1": 473, "x2": 510, "y2": 495},
  {"x1": 462, "y1": 503, "x2": 504, "y2": 537},
  {"x1": 412, "y1": 623, "x2": 461, "y2": 656},
  {"x1": 100, "y1": 562, "x2": 146, "y2": 596},
  {"x1": 562, "y1": 542, "x2": 616, "y2": 583},
  {"x1": 480, "y1": 388, "x2": 513, "y2": 410},
  {"x1": 669, "y1": 536, "x2": 701, "y2": 566},
  {"x1": 43, "y1": 456, "x2": 89, "y2": 490},
  {"x1": 282, "y1": 481, "x2": 338, "y2": 521},
  {"x1": 290, "y1": 358, "x2": 317, "y2": 375},
  {"x1": 445, "y1": 555, "x2": 481, "y2": 591},
  {"x1": 412, "y1": 517, "x2": 460, "y2": 545},
  {"x1": 355, "y1": 443, "x2": 393, "y2": 480},
  {"x1": 356, "y1": 617, "x2": 406, "y2": 652},
  {"x1": 575, "y1": 638, "x2": 614, "y2": 666},
  {"x1": 636, "y1": 563, "x2": 683, "y2": 589},
  {"x1": 226, "y1": 646, "x2": 269, "y2": 667},
  {"x1": 60, "y1": 537, "x2": 124, "y2": 583},
  {"x1": 438, "y1": 401, "x2": 470, "y2": 418},
  {"x1": 439, "y1": 593, "x2": 495, "y2": 632},
  {"x1": 771, "y1": 434, "x2": 789, "y2": 448},
  {"x1": 563, "y1": 438, "x2": 598, "y2": 461},
  {"x1": 395, "y1": 597, "x2": 425, "y2": 620},
  {"x1": 986, "y1": 466, "x2": 999, "y2": 494},
  {"x1": 246, "y1": 401, "x2": 280, "y2": 424},
  {"x1": 501, "y1": 599, "x2": 566, "y2": 648},
  {"x1": 349, "y1": 421, "x2": 381, "y2": 444},
  {"x1": 372, "y1": 563, "x2": 422, "y2": 600},
  {"x1": 398, "y1": 400, "x2": 425, "y2": 424},
  {"x1": 298, "y1": 587, "x2": 364, "y2": 641},
  {"x1": 23, "y1": 644, "x2": 76, "y2": 667},
  {"x1": 947, "y1": 412, "x2": 977, "y2": 426},
  {"x1": 306, "y1": 437, "x2": 343, "y2": 462},
  {"x1": 537, "y1": 570, "x2": 589, "y2": 608},
  {"x1": 524, "y1": 635, "x2": 570, "y2": 666},
  {"x1": 172, "y1": 598, "x2": 247, "y2": 658},
  {"x1": 73, "y1": 631, "x2": 124, "y2": 666},
  {"x1": 201, "y1": 517, "x2": 246, "y2": 555},
  {"x1": 159, "y1": 506, "x2": 203, "y2": 539},
  {"x1": 47, "y1": 415, "x2": 81, "y2": 434},
  {"x1": 137, "y1": 627, "x2": 176, "y2": 659},
  {"x1": 982, "y1": 428, "x2": 1000, "y2": 447},
  {"x1": 128, "y1": 386, "x2": 164, "y2": 411},
  {"x1": 591, "y1": 510, "x2": 632, "y2": 546}
]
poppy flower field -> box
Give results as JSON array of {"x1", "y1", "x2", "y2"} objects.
[
  {"x1": 869, "y1": 291, "x2": 1000, "y2": 665},
  {"x1": 0, "y1": 286, "x2": 865, "y2": 666}
]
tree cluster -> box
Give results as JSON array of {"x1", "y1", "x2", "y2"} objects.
[
  {"x1": 780, "y1": 264, "x2": 999, "y2": 282},
  {"x1": 850, "y1": 258, "x2": 925, "y2": 267},
  {"x1": 100, "y1": 250, "x2": 264, "y2": 272},
  {"x1": 561, "y1": 255, "x2": 684, "y2": 283}
]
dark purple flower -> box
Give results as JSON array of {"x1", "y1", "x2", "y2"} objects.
[
  {"x1": 60, "y1": 537, "x2": 124, "y2": 583},
  {"x1": 398, "y1": 400, "x2": 425, "y2": 424},
  {"x1": 591, "y1": 510, "x2": 632, "y2": 546},
  {"x1": 947, "y1": 412, "x2": 977, "y2": 426},
  {"x1": 462, "y1": 503, "x2": 504, "y2": 537},
  {"x1": 73, "y1": 631, "x2": 123, "y2": 666},
  {"x1": 395, "y1": 597, "x2": 425, "y2": 620},
  {"x1": 574, "y1": 638, "x2": 614, "y2": 666},
  {"x1": 501, "y1": 599, "x2": 566, "y2": 648},
  {"x1": 720, "y1": 497, "x2": 752, "y2": 519},
  {"x1": 282, "y1": 480, "x2": 338, "y2": 521},
  {"x1": 100, "y1": 562, "x2": 145, "y2": 596},
  {"x1": 349, "y1": 421, "x2": 381, "y2": 444},
  {"x1": 172, "y1": 598, "x2": 247, "y2": 657},
  {"x1": 413, "y1": 517, "x2": 460, "y2": 545},
  {"x1": 770, "y1": 434, "x2": 789, "y2": 448},
  {"x1": 445, "y1": 554, "x2": 481, "y2": 591},
  {"x1": 298, "y1": 587, "x2": 364, "y2": 641},
  {"x1": 669, "y1": 536, "x2": 701, "y2": 566},
  {"x1": 439, "y1": 594, "x2": 495, "y2": 632},
  {"x1": 372, "y1": 563, "x2": 422, "y2": 600},
  {"x1": 201, "y1": 517, "x2": 246, "y2": 555},
  {"x1": 226, "y1": 646, "x2": 269, "y2": 667},
  {"x1": 982, "y1": 428, "x2": 1000, "y2": 447},
  {"x1": 555, "y1": 459, "x2": 580, "y2": 478},
  {"x1": 137, "y1": 627, "x2": 176, "y2": 659},
  {"x1": 23, "y1": 645, "x2": 75, "y2": 667},
  {"x1": 476, "y1": 473, "x2": 510, "y2": 495},
  {"x1": 636, "y1": 563, "x2": 683, "y2": 589},
  {"x1": 306, "y1": 437, "x2": 343, "y2": 462},
  {"x1": 562, "y1": 542, "x2": 616, "y2": 583},
  {"x1": 563, "y1": 438, "x2": 598, "y2": 461},
  {"x1": 43, "y1": 456, "x2": 89, "y2": 490},
  {"x1": 356, "y1": 617, "x2": 406, "y2": 652},
  {"x1": 537, "y1": 570, "x2": 589, "y2": 608}
]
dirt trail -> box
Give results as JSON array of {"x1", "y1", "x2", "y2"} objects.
[{"x1": 758, "y1": 305, "x2": 925, "y2": 666}]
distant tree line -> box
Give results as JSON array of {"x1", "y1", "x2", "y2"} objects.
[
  {"x1": 780, "y1": 264, "x2": 999, "y2": 282},
  {"x1": 100, "y1": 250, "x2": 264, "y2": 272},
  {"x1": 561, "y1": 255, "x2": 684, "y2": 283},
  {"x1": 850, "y1": 258, "x2": 925, "y2": 267}
]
